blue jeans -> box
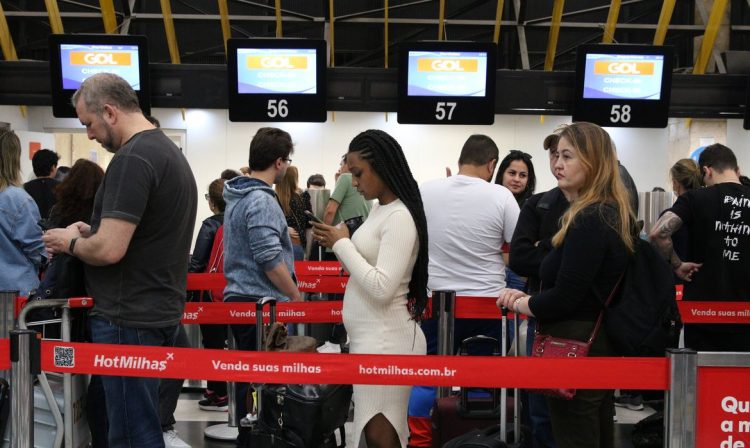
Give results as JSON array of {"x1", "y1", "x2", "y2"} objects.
[{"x1": 89, "y1": 316, "x2": 178, "y2": 448}]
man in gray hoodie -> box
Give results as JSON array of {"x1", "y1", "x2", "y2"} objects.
[{"x1": 223, "y1": 127, "x2": 301, "y2": 443}]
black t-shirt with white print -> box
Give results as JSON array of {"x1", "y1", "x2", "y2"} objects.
[{"x1": 670, "y1": 182, "x2": 750, "y2": 303}]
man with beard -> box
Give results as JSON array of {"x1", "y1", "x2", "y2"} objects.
[
  {"x1": 43, "y1": 73, "x2": 197, "y2": 447},
  {"x1": 222, "y1": 127, "x2": 301, "y2": 444}
]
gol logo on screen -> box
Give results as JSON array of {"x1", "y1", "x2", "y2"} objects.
[
  {"x1": 417, "y1": 58, "x2": 478, "y2": 72},
  {"x1": 246, "y1": 56, "x2": 308, "y2": 70},
  {"x1": 594, "y1": 61, "x2": 654, "y2": 75},
  {"x1": 70, "y1": 52, "x2": 132, "y2": 66}
]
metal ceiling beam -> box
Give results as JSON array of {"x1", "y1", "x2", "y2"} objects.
[
  {"x1": 274, "y1": 0, "x2": 282, "y2": 37},
  {"x1": 233, "y1": 0, "x2": 316, "y2": 21},
  {"x1": 514, "y1": 0, "x2": 529, "y2": 69},
  {"x1": 653, "y1": 0, "x2": 676, "y2": 45},
  {"x1": 438, "y1": 0, "x2": 445, "y2": 40},
  {"x1": 120, "y1": 0, "x2": 135, "y2": 35},
  {"x1": 100, "y1": 0, "x2": 118, "y2": 33},
  {"x1": 694, "y1": 0, "x2": 729, "y2": 75},
  {"x1": 493, "y1": 0, "x2": 505, "y2": 44},
  {"x1": 602, "y1": 0, "x2": 621, "y2": 43},
  {"x1": 218, "y1": 0, "x2": 231, "y2": 54},
  {"x1": 544, "y1": 0, "x2": 565, "y2": 71},
  {"x1": 0, "y1": 3, "x2": 19, "y2": 61},
  {"x1": 45, "y1": 0, "x2": 65, "y2": 34},
  {"x1": 525, "y1": 0, "x2": 644, "y2": 25},
  {"x1": 384, "y1": 0, "x2": 389, "y2": 67},
  {"x1": 335, "y1": 0, "x2": 432, "y2": 21},
  {"x1": 0, "y1": 10, "x2": 722, "y2": 32},
  {"x1": 160, "y1": 0, "x2": 181, "y2": 64},
  {"x1": 695, "y1": 0, "x2": 727, "y2": 74}
]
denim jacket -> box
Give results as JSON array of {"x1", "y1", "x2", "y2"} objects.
[
  {"x1": 0, "y1": 186, "x2": 46, "y2": 295},
  {"x1": 222, "y1": 177, "x2": 295, "y2": 301}
]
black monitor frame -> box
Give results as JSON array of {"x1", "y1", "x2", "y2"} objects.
[
  {"x1": 227, "y1": 38, "x2": 327, "y2": 122},
  {"x1": 49, "y1": 34, "x2": 150, "y2": 118},
  {"x1": 397, "y1": 41, "x2": 496, "y2": 125},
  {"x1": 573, "y1": 44, "x2": 673, "y2": 128}
]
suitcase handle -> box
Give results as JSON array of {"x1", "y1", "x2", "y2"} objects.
[
  {"x1": 256, "y1": 297, "x2": 277, "y2": 351},
  {"x1": 458, "y1": 335, "x2": 501, "y2": 415},
  {"x1": 458, "y1": 335, "x2": 501, "y2": 356}
]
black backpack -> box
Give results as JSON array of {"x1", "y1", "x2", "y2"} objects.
[{"x1": 604, "y1": 238, "x2": 682, "y2": 357}]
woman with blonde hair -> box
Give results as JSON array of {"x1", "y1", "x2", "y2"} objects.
[
  {"x1": 0, "y1": 130, "x2": 46, "y2": 295},
  {"x1": 497, "y1": 122, "x2": 635, "y2": 448},
  {"x1": 275, "y1": 165, "x2": 309, "y2": 260},
  {"x1": 670, "y1": 158, "x2": 702, "y2": 195}
]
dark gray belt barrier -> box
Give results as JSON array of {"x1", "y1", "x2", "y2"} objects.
[{"x1": 433, "y1": 290, "x2": 456, "y2": 399}]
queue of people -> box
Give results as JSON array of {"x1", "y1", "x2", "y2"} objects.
[{"x1": 1, "y1": 71, "x2": 748, "y2": 448}]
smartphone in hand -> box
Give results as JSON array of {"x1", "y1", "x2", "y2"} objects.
[{"x1": 304, "y1": 210, "x2": 324, "y2": 224}]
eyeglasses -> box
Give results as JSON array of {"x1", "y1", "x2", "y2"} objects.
[{"x1": 284, "y1": 158, "x2": 293, "y2": 164}]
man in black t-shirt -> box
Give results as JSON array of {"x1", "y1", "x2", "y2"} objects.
[
  {"x1": 24, "y1": 149, "x2": 60, "y2": 219},
  {"x1": 650, "y1": 143, "x2": 750, "y2": 352},
  {"x1": 43, "y1": 73, "x2": 198, "y2": 446}
]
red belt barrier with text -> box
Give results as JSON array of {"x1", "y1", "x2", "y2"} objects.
[
  {"x1": 182, "y1": 299, "x2": 750, "y2": 325},
  {"x1": 40, "y1": 340, "x2": 669, "y2": 390}
]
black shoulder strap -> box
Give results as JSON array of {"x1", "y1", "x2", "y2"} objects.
[{"x1": 536, "y1": 188, "x2": 559, "y2": 211}]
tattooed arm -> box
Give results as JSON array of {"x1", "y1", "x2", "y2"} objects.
[
  {"x1": 648, "y1": 211, "x2": 702, "y2": 281},
  {"x1": 649, "y1": 211, "x2": 683, "y2": 268}
]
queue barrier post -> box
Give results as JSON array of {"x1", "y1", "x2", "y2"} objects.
[
  {"x1": 204, "y1": 327, "x2": 239, "y2": 440},
  {"x1": 665, "y1": 348, "x2": 697, "y2": 448},
  {"x1": 434, "y1": 290, "x2": 456, "y2": 399},
  {"x1": 10, "y1": 329, "x2": 40, "y2": 448}
]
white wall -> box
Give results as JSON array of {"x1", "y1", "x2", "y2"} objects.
[{"x1": 0, "y1": 105, "x2": 29, "y2": 131}]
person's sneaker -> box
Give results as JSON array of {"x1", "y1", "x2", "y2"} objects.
[
  {"x1": 614, "y1": 394, "x2": 644, "y2": 411},
  {"x1": 199, "y1": 394, "x2": 229, "y2": 411},
  {"x1": 163, "y1": 429, "x2": 191, "y2": 448},
  {"x1": 317, "y1": 341, "x2": 341, "y2": 353},
  {"x1": 202, "y1": 389, "x2": 214, "y2": 399}
]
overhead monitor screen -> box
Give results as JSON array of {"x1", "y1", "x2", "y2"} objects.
[
  {"x1": 406, "y1": 50, "x2": 488, "y2": 97},
  {"x1": 59, "y1": 44, "x2": 142, "y2": 91},
  {"x1": 583, "y1": 53, "x2": 665, "y2": 101},
  {"x1": 236, "y1": 48, "x2": 317, "y2": 94}
]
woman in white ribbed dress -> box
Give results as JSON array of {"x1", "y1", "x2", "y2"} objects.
[{"x1": 312, "y1": 130, "x2": 428, "y2": 448}]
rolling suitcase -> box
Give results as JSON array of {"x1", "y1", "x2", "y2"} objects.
[
  {"x1": 439, "y1": 308, "x2": 528, "y2": 448},
  {"x1": 431, "y1": 335, "x2": 509, "y2": 448}
]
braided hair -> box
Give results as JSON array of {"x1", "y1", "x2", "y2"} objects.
[{"x1": 348, "y1": 130, "x2": 429, "y2": 322}]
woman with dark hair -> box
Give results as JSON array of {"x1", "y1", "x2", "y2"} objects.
[
  {"x1": 48, "y1": 158, "x2": 104, "y2": 227},
  {"x1": 0, "y1": 130, "x2": 45, "y2": 296},
  {"x1": 495, "y1": 149, "x2": 536, "y2": 206},
  {"x1": 498, "y1": 122, "x2": 635, "y2": 448},
  {"x1": 188, "y1": 178, "x2": 229, "y2": 411},
  {"x1": 496, "y1": 150, "x2": 535, "y2": 291},
  {"x1": 275, "y1": 165, "x2": 309, "y2": 261},
  {"x1": 311, "y1": 129, "x2": 428, "y2": 448}
]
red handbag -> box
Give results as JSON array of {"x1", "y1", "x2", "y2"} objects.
[{"x1": 530, "y1": 275, "x2": 623, "y2": 400}]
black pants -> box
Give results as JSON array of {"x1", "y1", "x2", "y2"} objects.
[
  {"x1": 540, "y1": 319, "x2": 615, "y2": 448},
  {"x1": 159, "y1": 324, "x2": 191, "y2": 431}
]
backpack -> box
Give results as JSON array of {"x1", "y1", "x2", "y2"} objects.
[
  {"x1": 604, "y1": 238, "x2": 682, "y2": 357},
  {"x1": 205, "y1": 224, "x2": 225, "y2": 302}
]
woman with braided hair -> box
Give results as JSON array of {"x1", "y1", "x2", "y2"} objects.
[{"x1": 312, "y1": 129, "x2": 428, "y2": 448}]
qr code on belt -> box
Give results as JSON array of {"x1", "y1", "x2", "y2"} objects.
[{"x1": 54, "y1": 346, "x2": 75, "y2": 368}]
